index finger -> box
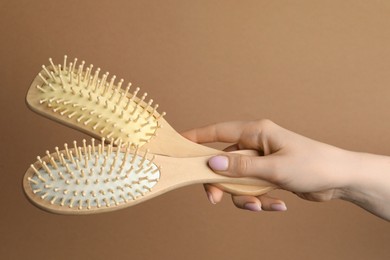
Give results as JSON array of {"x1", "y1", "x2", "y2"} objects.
[{"x1": 181, "y1": 121, "x2": 248, "y2": 144}]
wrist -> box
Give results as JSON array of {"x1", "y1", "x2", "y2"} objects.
[
  {"x1": 336, "y1": 150, "x2": 372, "y2": 201},
  {"x1": 336, "y1": 151, "x2": 390, "y2": 220},
  {"x1": 322, "y1": 148, "x2": 358, "y2": 200}
]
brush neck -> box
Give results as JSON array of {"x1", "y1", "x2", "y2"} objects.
[{"x1": 144, "y1": 125, "x2": 219, "y2": 157}]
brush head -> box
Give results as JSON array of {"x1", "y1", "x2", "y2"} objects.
[
  {"x1": 23, "y1": 138, "x2": 161, "y2": 214},
  {"x1": 26, "y1": 56, "x2": 166, "y2": 146}
]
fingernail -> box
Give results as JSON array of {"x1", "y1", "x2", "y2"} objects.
[
  {"x1": 270, "y1": 203, "x2": 287, "y2": 211},
  {"x1": 208, "y1": 156, "x2": 229, "y2": 171},
  {"x1": 207, "y1": 191, "x2": 216, "y2": 204},
  {"x1": 244, "y1": 203, "x2": 262, "y2": 212}
]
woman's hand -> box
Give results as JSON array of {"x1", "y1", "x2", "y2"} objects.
[{"x1": 182, "y1": 119, "x2": 390, "y2": 221}]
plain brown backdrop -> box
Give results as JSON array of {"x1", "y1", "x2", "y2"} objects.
[{"x1": 0, "y1": 0, "x2": 389, "y2": 259}]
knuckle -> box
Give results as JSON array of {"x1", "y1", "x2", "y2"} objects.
[
  {"x1": 232, "y1": 196, "x2": 247, "y2": 210},
  {"x1": 257, "y1": 119, "x2": 274, "y2": 128},
  {"x1": 269, "y1": 171, "x2": 283, "y2": 184},
  {"x1": 255, "y1": 119, "x2": 277, "y2": 144},
  {"x1": 234, "y1": 156, "x2": 251, "y2": 176},
  {"x1": 270, "y1": 170, "x2": 288, "y2": 186}
]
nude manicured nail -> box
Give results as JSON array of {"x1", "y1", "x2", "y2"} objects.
[
  {"x1": 270, "y1": 203, "x2": 287, "y2": 211},
  {"x1": 244, "y1": 203, "x2": 262, "y2": 212},
  {"x1": 208, "y1": 156, "x2": 229, "y2": 171},
  {"x1": 207, "y1": 191, "x2": 216, "y2": 204}
]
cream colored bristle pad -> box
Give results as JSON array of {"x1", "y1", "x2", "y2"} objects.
[
  {"x1": 30, "y1": 55, "x2": 165, "y2": 146},
  {"x1": 25, "y1": 139, "x2": 160, "y2": 211}
]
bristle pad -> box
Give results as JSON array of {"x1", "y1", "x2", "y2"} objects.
[
  {"x1": 36, "y1": 56, "x2": 162, "y2": 146},
  {"x1": 28, "y1": 143, "x2": 160, "y2": 210}
]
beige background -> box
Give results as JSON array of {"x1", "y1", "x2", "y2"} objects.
[{"x1": 0, "y1": 0, "x2": 389, "y2": 259}]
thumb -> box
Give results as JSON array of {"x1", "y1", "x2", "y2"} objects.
[{"x1": 208, "y1": 154, "x2": 275, "y2": 179}]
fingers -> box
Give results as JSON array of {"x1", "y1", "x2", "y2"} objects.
[
  {"x1": 208, "y1": 154, "x2": 278, "y2": 181},
  {"x1": 204, "y1": 184, "x2": 224, "y2": 204},
  {"x1": 181, "y1": 121, "x2": 248, "y2": 144},
  {"x1": 182, "y1": 119, "x2": 279, "y2": 152},
  {"x1": 259, "y1": 195, "x2": 287, "y2": 211},
  {"x1": 223, "y1": 144, "x2": 239, "y2": 152},
  {"x1": 232, "y1": 195, "x2": 262, "y2": 211},
  {"x1": 232, "y1": 194, "x2": 287, "y2": 212},
  {"x1": 204, "y1": 185, "x2": 287, "y2": 212}
]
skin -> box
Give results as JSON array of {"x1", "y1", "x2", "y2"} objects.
[{"x1": 181, "y1": 119, "x2": 390, "y2": 221}]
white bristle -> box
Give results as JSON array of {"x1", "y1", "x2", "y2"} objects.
[
  {"x1": 84, "y1": 64, "x2": 93, "y2": 82},
  {"x1": 71, "y1": 58, "x2": 77, "y2": 74},
  {"x1": 68, "y1": 62, "x2": 73, "y2": 81},
  {"x1": 48, "y1": 84, "x2": 56, "y2": 91},
  {"x1": 77, "y1": 61, "x2": 85, "y2": 76},
  {"x1": 36, "y1": 85, "x2": 47, "y2": 93},
  {"x1": 142, "y1": 99, "x2": 153, "y2": 114},
  {"x1": 156, "y1": 112, "x2": 166, "y2": 121},
  {"x1": 48, "y1": 58, "x2": 58, "y2": 74},
  {"x1": 38, "y1": 73, "x2": 49, "y2": 85},
  {"x1": 63, "y1": 55, "x2": 68, "y2": 72},
  {"x1": 42, "y1": 65, "x2": 54, "y2": 79},
  {"x1": 59, "y1": 74, "x2": 66, "y2": 88},
  {"x1": 26, "y1": 138, "x2": 161, "y2": 211},
  {"x1": 92, "y1": 68, "x2": 101, "y2": 89}
]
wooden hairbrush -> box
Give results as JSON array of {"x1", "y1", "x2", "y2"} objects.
[
  {"x1": 23, "y1": 139, "x2": 275, "y2": 214},
  {"x1": 26, "y1": 56, "x2": 275, "y2": 195},
  {"x1": 26, "y1": 55, "x2": 219, "y2": 155}
]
